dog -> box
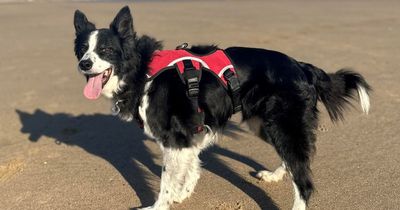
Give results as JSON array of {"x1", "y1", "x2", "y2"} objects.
[{"x1": 73, "y1": 6, "x2": 371, "y2": 210}]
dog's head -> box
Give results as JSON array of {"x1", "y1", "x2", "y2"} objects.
[{"x1": 73, "y1": 6, "x2": 136, "y2": 100}]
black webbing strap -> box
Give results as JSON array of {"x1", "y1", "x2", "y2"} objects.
[
  {"x1": 223, "y1": 69, "x2": 242, "y2": 113},
  {"x1": 182, "y1": 60, "x2": 204, "y2": 133}
]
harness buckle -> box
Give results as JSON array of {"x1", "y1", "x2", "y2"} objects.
[
  {"x1": 187, "y1": 77, "x2": 200, "y2": 97},
  {"x1": 223, "y1": 70, "x2": 240, "y2": 92},
  {"x1": 223, "y1": 69, "x2": 242, "y2": 113}
]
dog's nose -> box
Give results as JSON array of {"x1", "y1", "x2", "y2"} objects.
[{"x1": 79, "y1": 60, "x2": 93, "y2": 71}]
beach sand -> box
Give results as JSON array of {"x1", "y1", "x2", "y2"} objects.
[{"x1": 0, "y1": 1, "x2": 399, "y2": 209}]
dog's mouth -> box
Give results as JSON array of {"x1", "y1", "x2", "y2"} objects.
[{"x1": 83, "y1": 67, "x2": 113, "y2": 100}]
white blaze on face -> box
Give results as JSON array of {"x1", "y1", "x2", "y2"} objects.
[{"x1": 79, "y1": 30, "x2": 112, "y2": 74}]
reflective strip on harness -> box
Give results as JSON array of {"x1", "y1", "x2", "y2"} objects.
[{"x1": 168, "y1": 57, "x2": 210, "y2": 69}]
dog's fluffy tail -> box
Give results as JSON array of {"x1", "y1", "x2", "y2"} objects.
[{"x1": 300, "y1": 62, "x2": 372, "y2": 122}]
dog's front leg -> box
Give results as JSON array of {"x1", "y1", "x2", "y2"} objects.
[
  {"x1": 140, "y1": 147, "x2": 188, "y2": 210},
  {"x1": 172, "y1": 149, "x2": 201, "y2": 203},
  {"x1": 173, "y1": 131, "x2": 216, "y2": 203}
]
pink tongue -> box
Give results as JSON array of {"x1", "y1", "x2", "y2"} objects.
[{"x1": 83, "y1": 73, "x2": 103, "y2": 100}]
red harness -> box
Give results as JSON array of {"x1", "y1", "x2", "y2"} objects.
[
  {"x1": 143, "y1": 47, "x2": 242, "y2": 133},
  {"x1": 147, "y1": 49, "x2": 236, "y2": 88}
]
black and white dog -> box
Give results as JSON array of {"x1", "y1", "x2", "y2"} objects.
[{"x1": 73, "y1": 6, "x2": 371, "y2": 210}]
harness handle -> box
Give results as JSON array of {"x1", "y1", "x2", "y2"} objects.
[{"x1": 176, "y1": 43, "x2": 189, "y2": 50}]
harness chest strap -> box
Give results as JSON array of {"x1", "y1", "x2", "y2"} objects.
[{"x1": 182, "y1": 59, "x2": 205, "y2": 133}]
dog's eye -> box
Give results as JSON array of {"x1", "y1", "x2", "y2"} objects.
[
  {"x1": 81, "y1": 45, "x2": 88, "y2": 53},
  {"x1": 101, "y1": 47, "x2": 114, "y2": 54}
]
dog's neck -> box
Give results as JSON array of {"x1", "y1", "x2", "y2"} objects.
[{"x1": 112, "y1": 35, "x2": 163, "y2": 122}]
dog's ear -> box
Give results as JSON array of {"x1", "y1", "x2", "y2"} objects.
[
  {"x1": 110, "y1": 6, "x2": 136, "y2": 59},
  {"x1": 110, "y1": 6, "x2": 135, "y2": 39},
  {"x1": 74, "y1": 10, "x2": 96, "y2": 35}
]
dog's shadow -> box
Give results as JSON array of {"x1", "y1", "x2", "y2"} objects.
[{"x1": 16, "y1": 109, "x2": 278, "y2": 210}]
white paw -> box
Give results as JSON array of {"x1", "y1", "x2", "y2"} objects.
[
  {"x1": 138, "y1": 206, "x2": 153, "y2": 210},
  {"x1": 172, "y1": 197, "x2": 184, "y2": 204},
  {"x1": 256, "y1": 169, "x2": 286, "y2": 182},
  {"x1": 172, "y1": 189, "x2": 186, "y2": 203},
  {"x1": 138, "y1": 204, "x2": 169, "y2": 210},
  {"x1": 292, "y1": 200, "x2": 306, "y2": 210}
]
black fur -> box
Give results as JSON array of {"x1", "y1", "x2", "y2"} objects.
[{"x1": 73, "y1": 6, "x2": 371, "y2": 206}]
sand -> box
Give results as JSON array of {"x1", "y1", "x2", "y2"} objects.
[{"x1": 0, "y1": 1, "x2": 399, "y2": 209}]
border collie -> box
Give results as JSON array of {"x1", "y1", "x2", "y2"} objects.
[{"x1": 73, "y1": 6, "x2": 371, "y2": 210}]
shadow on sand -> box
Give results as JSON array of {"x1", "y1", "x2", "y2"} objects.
[{"x1": 16, "y1": 109, "x2": 278, "y2": 210}]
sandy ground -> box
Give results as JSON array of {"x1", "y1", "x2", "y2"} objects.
[{"x1": 0, "y1": 0, "x2": 399, "y2": 209}]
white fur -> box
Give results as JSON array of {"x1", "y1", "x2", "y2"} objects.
[
  {"x1": 102, "y1": 72, "x2": 126, "y2": 99},
  {"x1": 292, "y1": 181, "x2": 306, "y2": 210},
  {"x1": 196, "y1": 126, "x2": 218, "y2": 150},
  {"x1": 138, "y1": 81, "x2": 156, "y2": 139},
  {"x1": 357, "y1": 85, "x2": 370, "y2": 114},
  {"x1": 102, "y1": 72, "x2": 119, "y2": 98},
  {"x1": 257, "y1": 162, "x2": 287, "y2": 182},
  {"x1": 171, "y1": 147, "x2": 201, "y2": 204}
]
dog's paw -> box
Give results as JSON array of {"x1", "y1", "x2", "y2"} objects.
[
  {"x1": 256, "y1": 168, "x2": 286, "y2": 182},
  {"x1": 172, "y1": 180, "x2": 197, "y2": 203},
  {"x1": 138, "y1": 206, "x2": 156, "y2": 210},
  {"x1": 172, "y1": 189, "x2": 191, "y2": 204},
  {"x1": 172, "y1": 197, "x2": 184, "y2": 204},
  {"x1": 292, "y1": 199, "x2": 306, "y2": 210},
  {"x1": 137, "y1": 207, "x2": 153, "y2": 210},
  {"x1": 137, "y1": 206, "x2": 164, "y2": 210},
  {"x1": 138, "y1": 203, "x2": 170, "y2": 210}
]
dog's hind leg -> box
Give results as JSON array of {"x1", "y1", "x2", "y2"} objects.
[
  {"x1": 255, "y1": 97, "x2": 317, "y2": 210},
  {"x1": 261, "y1": 121, "x2": 315, "y2": 210}
]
